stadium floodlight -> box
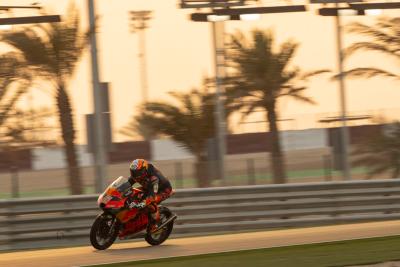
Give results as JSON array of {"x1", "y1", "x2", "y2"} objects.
[
  {"x1": 318, "y1": 7, "x2": 364, "y2": 16},
  {"x1": 180, "y1": 0, "x2": 245, "y2": 8},
  {"x1": 349, "y1": 1, "x2": 400, "y2": 9},
  {"x1": 239, "y1": 13, "x2": 261, "y2": 20},
  {"x1": 190, "y1": 12, "x2": 263, "y2": 21},
  {"x1": 190, "y1": 12, "x2": 240, "y2": 21},
  {"x1": 364, "y1": 9, "x2": 382, "y2": 15},
  {"x1": 0, "y1": 5, "x2": 52, "y2": 29},
  {"x1": 0, "y1": 25, "x2": 11, "y2": 30},
  {"x1": 207, "y1": 14, "x2": 231, "y2": 22},
  {"x1": 0, "y1": 15, "x2": 61, "y2": 25},
  {"x1": 0, "y1": 5, "x2": 42, "y2": 10},
  {"x1": 214, "y1": 5, "x2": 307, "y2": 15},
  {"x1": 309, "y1": 0, "x2": 362, "y2": 3},
  {"x1": 318, "y1": 7, "x2": 383, "y2": 16}
]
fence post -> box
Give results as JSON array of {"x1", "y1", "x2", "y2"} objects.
[
  {"x1": 323, "y1": 155, "x2": 332, "y2": 182},
  {"x1": 174, "y1": 162, "x2": 183, "y2": 189},
  {"x1": 247, "y1": 158, "x2": 256, "y2": 185},
  {"x1": 10, "y1": 166, "x2": 19, "y2": 198}
]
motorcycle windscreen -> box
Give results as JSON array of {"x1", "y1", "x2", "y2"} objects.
[
  {"x1": 99, "y1": 176, "x2": 131, "y2": 207},
  {"x1": 110, "y1": 176, "x2": 132, "y2": 193}
]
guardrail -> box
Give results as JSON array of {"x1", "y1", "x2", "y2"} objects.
[{"x1": 1, "y1": 179, "x2": 400, "y2": 251}]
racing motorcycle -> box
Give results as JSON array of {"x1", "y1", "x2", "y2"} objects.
[{"x1": 90, "y1": 176, "x2": 177, "y2": 250}]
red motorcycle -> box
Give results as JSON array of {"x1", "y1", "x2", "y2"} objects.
[{"x1": 90, "y1": 176, "x2": 177, "y2": 250}]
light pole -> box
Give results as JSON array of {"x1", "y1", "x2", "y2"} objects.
[
  {"x1": 88, "y1": 0, "x2": 108, "y2": 193},
  {"x1": 335, "y1": 4, "x2": 352, "y2": 181},
  {"x1": 212, "y1": 20, "x2": 227, "y2": 183},
  {"x1": 181, "y1": 1, "x2": 240, "y2": 184},
  {"x1": 129, "y1": 10, "x2": 152, "y2": 103},
  {"x1": 316, "y1": 2, "x2": 359, "y2": 181}
]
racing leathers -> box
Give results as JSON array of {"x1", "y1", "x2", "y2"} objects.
[{"x1": 128, "y1": 162, "x2": 173, "y2": 231}]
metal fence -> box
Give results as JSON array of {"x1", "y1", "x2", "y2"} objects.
[
  {"x1": 1, "y1": 179, "x2": 400, "y2": 251},
  {"x1": 1, "y1": 149, "x2": 391, "y2": 198}
]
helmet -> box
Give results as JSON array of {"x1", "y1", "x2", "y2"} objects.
[{"x1": 129, "y1": 159, "x2": 148, "y2": 180}]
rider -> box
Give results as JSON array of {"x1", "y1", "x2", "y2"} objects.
[{"x1": 127, "y1": 159, "x2": 173, "y2": 232}]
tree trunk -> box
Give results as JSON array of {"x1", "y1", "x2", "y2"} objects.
[
  {"x1": 194, "y1": 154, "x2": 210, "y2": 188},
  {"x1": 56, "y1": 84, "x2": 82, "y2": 194},
  {"x1": 266, "y1": 106, "x2": 287, "y2": 183}
]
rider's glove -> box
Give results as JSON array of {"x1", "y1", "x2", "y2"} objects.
[{"x1": 136, "y1": 201, "x2": 146, "y2": 209}]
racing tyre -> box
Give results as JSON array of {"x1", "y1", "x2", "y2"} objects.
[{"x1": 90, "y1": 213, "x2": 120, "y2": 250}]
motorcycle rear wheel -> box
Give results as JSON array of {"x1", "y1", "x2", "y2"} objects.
[
  {"x1": 145, "y1": 206, "x2": 174, "y2": 246},
  {"x1": 90, "y1": 213, "x2": 120, "y2": 250}
]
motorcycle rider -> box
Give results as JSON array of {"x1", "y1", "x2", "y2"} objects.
[{"x1": 127, "y1": 159, "x2": 173, "y2": 232}]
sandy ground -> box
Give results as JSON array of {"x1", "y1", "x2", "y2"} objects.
[{"x1": 0, "y1": 220, "x2": 399, "y2": 267}]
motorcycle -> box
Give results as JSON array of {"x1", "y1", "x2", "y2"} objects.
[{"x1": 90, "y1": 176, "x2": 177, "y2": 250}]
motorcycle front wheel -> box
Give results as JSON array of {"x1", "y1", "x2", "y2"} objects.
[{"x1": 90, "y1": 213, "x2": 120, "y2": 250}]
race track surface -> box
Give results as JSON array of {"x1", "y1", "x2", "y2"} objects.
[{"x1": 1, "y1": 220, "x2": 400, "y2": 267}]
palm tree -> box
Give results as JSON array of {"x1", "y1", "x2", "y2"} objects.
[
  {"x1": 226, "y1": 30, "x2": 325, "y2": 184},
  {"x1": 343, "y1": 17, "x2": 400, "y2": 81},
  {"x1": 1, "y1": 6, "x2": 87, "y2": 194},
  {"x1": 1, "y1": 107, "x2": 56, "y2": 148},
  {"x1": 120, "y1": 116, "x2": 159, "y2": 141},
  {"x1": 0, "y1": 52, "x2": 31, "y2": 129},
  {"x1": 353, "y1": 122, "x2": 400, "y2": 179},
  {"x1": 126, "y1": 83, "x2": 232, "y2": 187}
]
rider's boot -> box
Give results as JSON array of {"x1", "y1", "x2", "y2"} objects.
[{"x1": 148, "y1": 208, "x2": 160, "y2": 233}]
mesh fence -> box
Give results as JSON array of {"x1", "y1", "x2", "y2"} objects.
[{"x1": 0, "y1": 149, "x2": 389, "y2": 199}]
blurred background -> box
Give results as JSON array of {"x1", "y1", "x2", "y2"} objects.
[{"x1": 0, "y1": 0, "x2": 399, "y2": 199}]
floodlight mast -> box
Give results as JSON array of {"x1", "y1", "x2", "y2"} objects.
[
  {"x1": 184, "y1": 1, "x2": 308, "y2": 186},
  {"x1": 312, "y1": 0, "x2": 360, "y2": 181},
  {"x1": 334, "y1": 2, "x2": 352, "y2": 181},
  {"x1": 315, "y1": 0, "x2": 400, "y2": 181},
  {"x1": 129, "y1": 10, "x2": 153, "y2": 103},
  {"x1": 88, "y1": 0, "x2": 108, "y2": 193},
  {"x1": 181, "y1": 0, "x2": 239, "y2": 184}
]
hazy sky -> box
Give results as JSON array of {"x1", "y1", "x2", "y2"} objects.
[{"x1": 7, "y1": 0, "x2": 400, "y2": 143}]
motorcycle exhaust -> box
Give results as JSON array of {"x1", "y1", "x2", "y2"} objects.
[{"x1": 152, "y1": 214, "x2": 177, "y2": 233}]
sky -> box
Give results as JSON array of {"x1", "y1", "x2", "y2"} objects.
[{"x1": 6, "y1": 0, "x2": 400, "y2": 144}]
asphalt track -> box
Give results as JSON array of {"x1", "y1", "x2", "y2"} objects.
[{"x1": 1, "y1": 220, "x2": 400, "y2": 267}]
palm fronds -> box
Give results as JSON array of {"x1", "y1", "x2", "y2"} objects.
[
  {"x1": 226, "y1": 29, "x2": 324, "y2": 183},
  {"x1": 353, "y1": 122, "x2": 400, "y2": 178},
  {"x1": 344, "y1": 17, "x2": 400, "y2": 81}
]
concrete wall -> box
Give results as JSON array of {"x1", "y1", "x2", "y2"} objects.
[
  {"x1": 29, "y1": 129, "x2": 329, "y2": 170},
  {"x1": 281, "y1": 129, "x2": 327, "y2": 151},
  {"x1": 151, "y1": 129, "x2": 329, "y2": 161},
  {"x1": 32, "y1": 146, "x2": 93, "y2": 170},
  {"x1": 151, "y1": 139, "x2": 194, "y2": 161}
]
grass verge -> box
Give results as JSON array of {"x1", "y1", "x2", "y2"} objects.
[{"x1": 89, "y1": 235, "x2": 400, "y2": 267}]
